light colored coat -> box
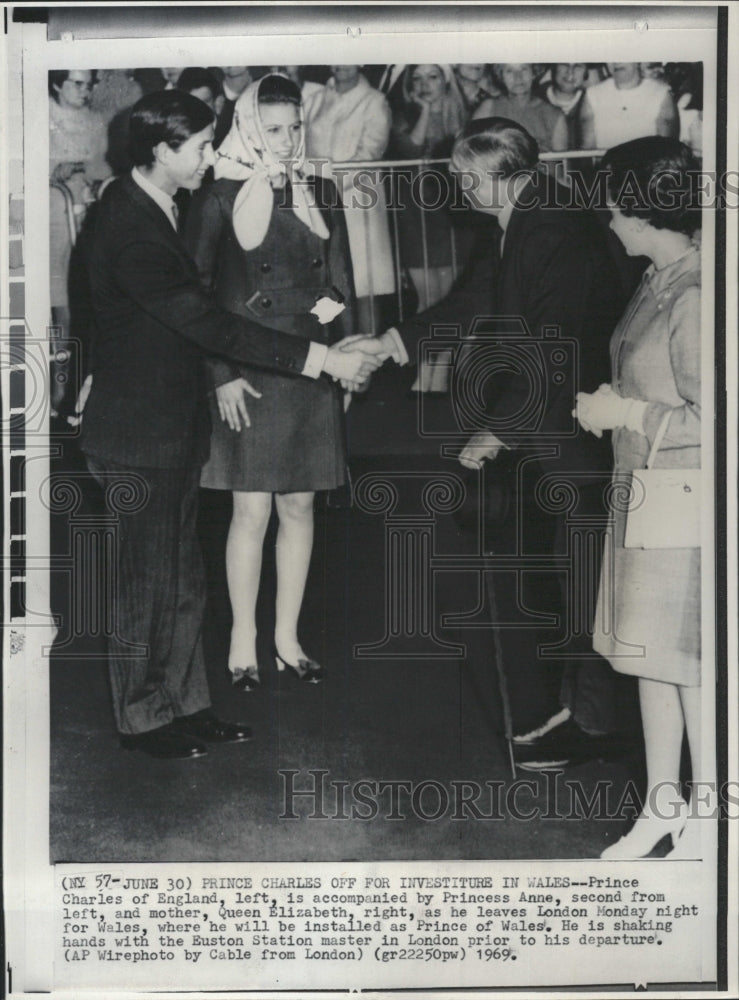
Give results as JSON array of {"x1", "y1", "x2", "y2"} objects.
[
  {"x1": 594, "y1": 247, "x2": 701, "y2": 685},
  {"x1": 305, "y1": 74, "x2": 395, "y2": 297}
]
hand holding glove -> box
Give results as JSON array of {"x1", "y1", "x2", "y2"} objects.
[{"x1": 573, "y1": 384, "x2": 648, "y2": 438}]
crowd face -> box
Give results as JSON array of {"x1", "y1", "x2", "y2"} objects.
[
  {"x1": 161, "y1": 67, "x2": 181, "y2": 86},
  {"x1": 331, "y1": 65, "x2": 361, "y2": 89},
  {"x1": 259, "y1": 102, "x2": 302, "y2": 163},
  {"x1": 223, "y1": 66, "x2": 249, "y2": 79},
  {"x1": 608, "y1": 63, "x2": 641, "y2": 88},
  {"x1": 455, "y1": 64, "x2": 486, "y2": 84},
  {"x1": 54, "y1": 70, "x2": 95, "y2": 109},
  {"x1": 640, "y1": 62, "x2": 665, "y2": 80},
  {"x1": 163, "y1": 124, "x2": 216, "y2": 192},
  {"x1": 410, "y1": 65, "x2": 446, "y2": 107},
  {"x1": 553, "y1": 63, "x2": 587, "y2": 95},
  {"x1": 499, "y1": 63, "x2": 535, "y2": 98}
]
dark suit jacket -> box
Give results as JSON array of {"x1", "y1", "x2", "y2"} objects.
[
  {"x1": 397, "y1": 174, "x2": 625, "y2": 471},
  {"x1": 81, "y1": 173, "x2": 312, "y2": 469}
]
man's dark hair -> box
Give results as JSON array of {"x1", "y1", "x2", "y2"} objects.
[
  {"x1": 257, "y1": 73, "x2": 301, "y2": 106},
  {"x1": 128, "y1": 90, "x2": 215, "y2": 167},
  {"x1": 452, "y1": 117, "x2": 539, "y2": 177},
  {"x1": 176, "y1": 67, "x2": 222, "y2": 100},
  {"x1": 602, "y1": 136, "x2": 701, "y2": 236}
]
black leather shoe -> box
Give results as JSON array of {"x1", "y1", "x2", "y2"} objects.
[
  {"x1": 171, "y1": 709, "x2": 253, "y2": 744},
  {"x1": 120, "y1": 725, "x2": 208, "y2": 759},
  {"x1": 516, "y1": 719, "x2": 630, "y2": 772},
  {"x1": 275, "y1": 648, "x2": 324, "y2": 683}
]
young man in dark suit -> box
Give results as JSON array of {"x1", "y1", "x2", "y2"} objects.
[
  {"x1": 81, "y1": 90, "x2": 381, "y2": 759},
  {"x1": 361, "y1": 117, "x2": 636, "y2": 768}
]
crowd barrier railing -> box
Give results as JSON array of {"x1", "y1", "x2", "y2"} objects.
[{"x1": 325, "y1": 151, "x2": 606, "y2": 332}]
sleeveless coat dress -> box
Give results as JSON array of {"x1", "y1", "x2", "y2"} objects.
[{"x1": 185, "y1": 175, "x2": 355, "y2": 494}]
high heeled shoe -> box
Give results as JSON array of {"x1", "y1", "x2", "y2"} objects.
[
  {"x1": 667, "y1": 816, "x2": 703, "y2": 860},
  {"x1": 600, "y1": 801, "x2": 687, "y2": 860},
  {"x1": 275, "y1": 648, "x2": 324, "y2": 683},
  {"x1": 229, "y1": 666, "x2": 260, "y2": 691}
]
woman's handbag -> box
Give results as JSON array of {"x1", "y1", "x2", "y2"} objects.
[{"x1": 623, "y1": 410, "x2": 701, "y2": 549}]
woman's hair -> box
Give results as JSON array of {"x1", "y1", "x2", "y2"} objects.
[
  {"x1": 48, "y1": 69, "x2": 98, "y2": 101},
  {"x1": 601, "y1": 136, "x2": 701, "y2": 236},
  {"x1": 664, "y1": 61, "x2": 703, "y2": 112},
  {"x1": 128, "y1": 90, "x2": 215, "y2": 167},
  {"x1": 257, "y1": 73, "x2": 302, "y2": 106},
  {"x1": 452, "y1": 116, "x2": 539, "y2": 176}
]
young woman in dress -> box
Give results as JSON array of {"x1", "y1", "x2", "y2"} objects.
[{"x1": 186, "y1": 74, "x2": 356, "y2": 687}]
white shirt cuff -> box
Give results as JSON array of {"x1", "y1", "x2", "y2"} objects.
[
  {"x1": 302, "y1": 341, "x2": 329, "y2": 379},
  {"x1": 383, "y1": 328, "x2": 409, "y2": 366}
]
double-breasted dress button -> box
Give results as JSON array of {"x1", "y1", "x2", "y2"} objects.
[
  {"x1": 261, "y1": 296, "x2": 272, "y2": 308},
  {"x1": 311, "y1": 257, "x2": 322, "y2": 269},
  {"x1": 260, "y1": 262, "x2": 272, "y2": 273}
]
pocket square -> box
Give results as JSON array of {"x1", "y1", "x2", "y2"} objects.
[{"x1": 311, "y1": 296, "x2": 346, "y2": 324}]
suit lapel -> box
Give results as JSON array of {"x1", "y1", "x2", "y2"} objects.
[{"x1": 122, "y1": 173, "x2": 183, "y2": 247}]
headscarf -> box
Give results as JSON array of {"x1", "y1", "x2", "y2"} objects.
[{"x1": 214, "y1": 74, "x2": 329, "y2": 251}]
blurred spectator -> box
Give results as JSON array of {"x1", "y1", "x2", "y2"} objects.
[
  {"x1": 89, "y1": 69, "x2": 143, "y2": 123},
  {"x1": 161, "y1": 67, "x2": 182, "y2": 89},
  {"x1": 640, "y1": 62, "x2": 666, "y2": 81},
  {"x1": 474, "y1": 64, "x2": 568, "y2": 152},
  {"x1": 306, "y1": 65, "x2": 395, "y2": 333},
  {"x1": 215, "y1": 66, "x2": 253, "y2": 147},
  {"x1": 454, "y1": 64, "x2": 500, "y2": 115},
  {"x1": 389, "y1": 64, "x2": 467, "y2": 316},
  {"x1": 580, "y1": 62, "x2": 679, "y2": 148},
  {"x1": 49, "y1": 70, "x2": 109, "y2": 183},
  {"x1": 49, "y1": 69, "x2": 111, "y2": 415},
  {"x1": 664, "y1": 62, "x2": 703, "y2": 156},
  {"x1": 177, "y1": 67, "x2": 224, "y2": 112},
  {"x1": 542, "y1": 63, "x2": 588, "y2": 149},
  {"x1": 132, "y1": 68, "x2": 170, "y2": 95}
]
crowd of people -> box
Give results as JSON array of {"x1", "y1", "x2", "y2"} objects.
[
  {"x1": 49, "y1": 62, "x2": 705, "y2": 861},
  {"x1": 49, "y1": 62, "x2": 703, "y2": 397}
]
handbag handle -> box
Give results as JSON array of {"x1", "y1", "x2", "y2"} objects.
[{"x1": 645, "y1": 409, "x2": 672, "y2": 470}]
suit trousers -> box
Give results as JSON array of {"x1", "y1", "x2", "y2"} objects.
[
  {"x1": 481, "y1": 454, "x2": 631, "y2": 737},
  {"x1": 85, "y1": 455, "x2": 211, "y2": 734}
]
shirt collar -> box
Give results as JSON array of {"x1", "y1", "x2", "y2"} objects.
[{"x1": 132, "y1": 167, "x2": 178, "y2": 230}]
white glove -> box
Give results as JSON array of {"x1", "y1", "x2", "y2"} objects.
[
  {"x1": 458, "y1": 430, "x2": 506, "y2": 469},
  {"x1": 573, "y1": 384, "x2": 648, "y2": 438}
]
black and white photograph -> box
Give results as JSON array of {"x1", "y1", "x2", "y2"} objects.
[{"x1": 2, "y1": 3, "x2": 737, "y2": 997}]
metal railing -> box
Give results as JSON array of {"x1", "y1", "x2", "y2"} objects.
[
  {"x1": 324, "y1": 151, "x2": 606, "y2": 330},
  {"x1": 51, "y1": 151, "x2": 607, "y2": 333},
  {"x1": 50, "y1": 178, "x2": 78, "y2": 248}
]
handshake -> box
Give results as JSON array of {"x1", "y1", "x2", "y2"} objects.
[{"x1": 323, "y1": 331, "x2": 405, "y2": 391}]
